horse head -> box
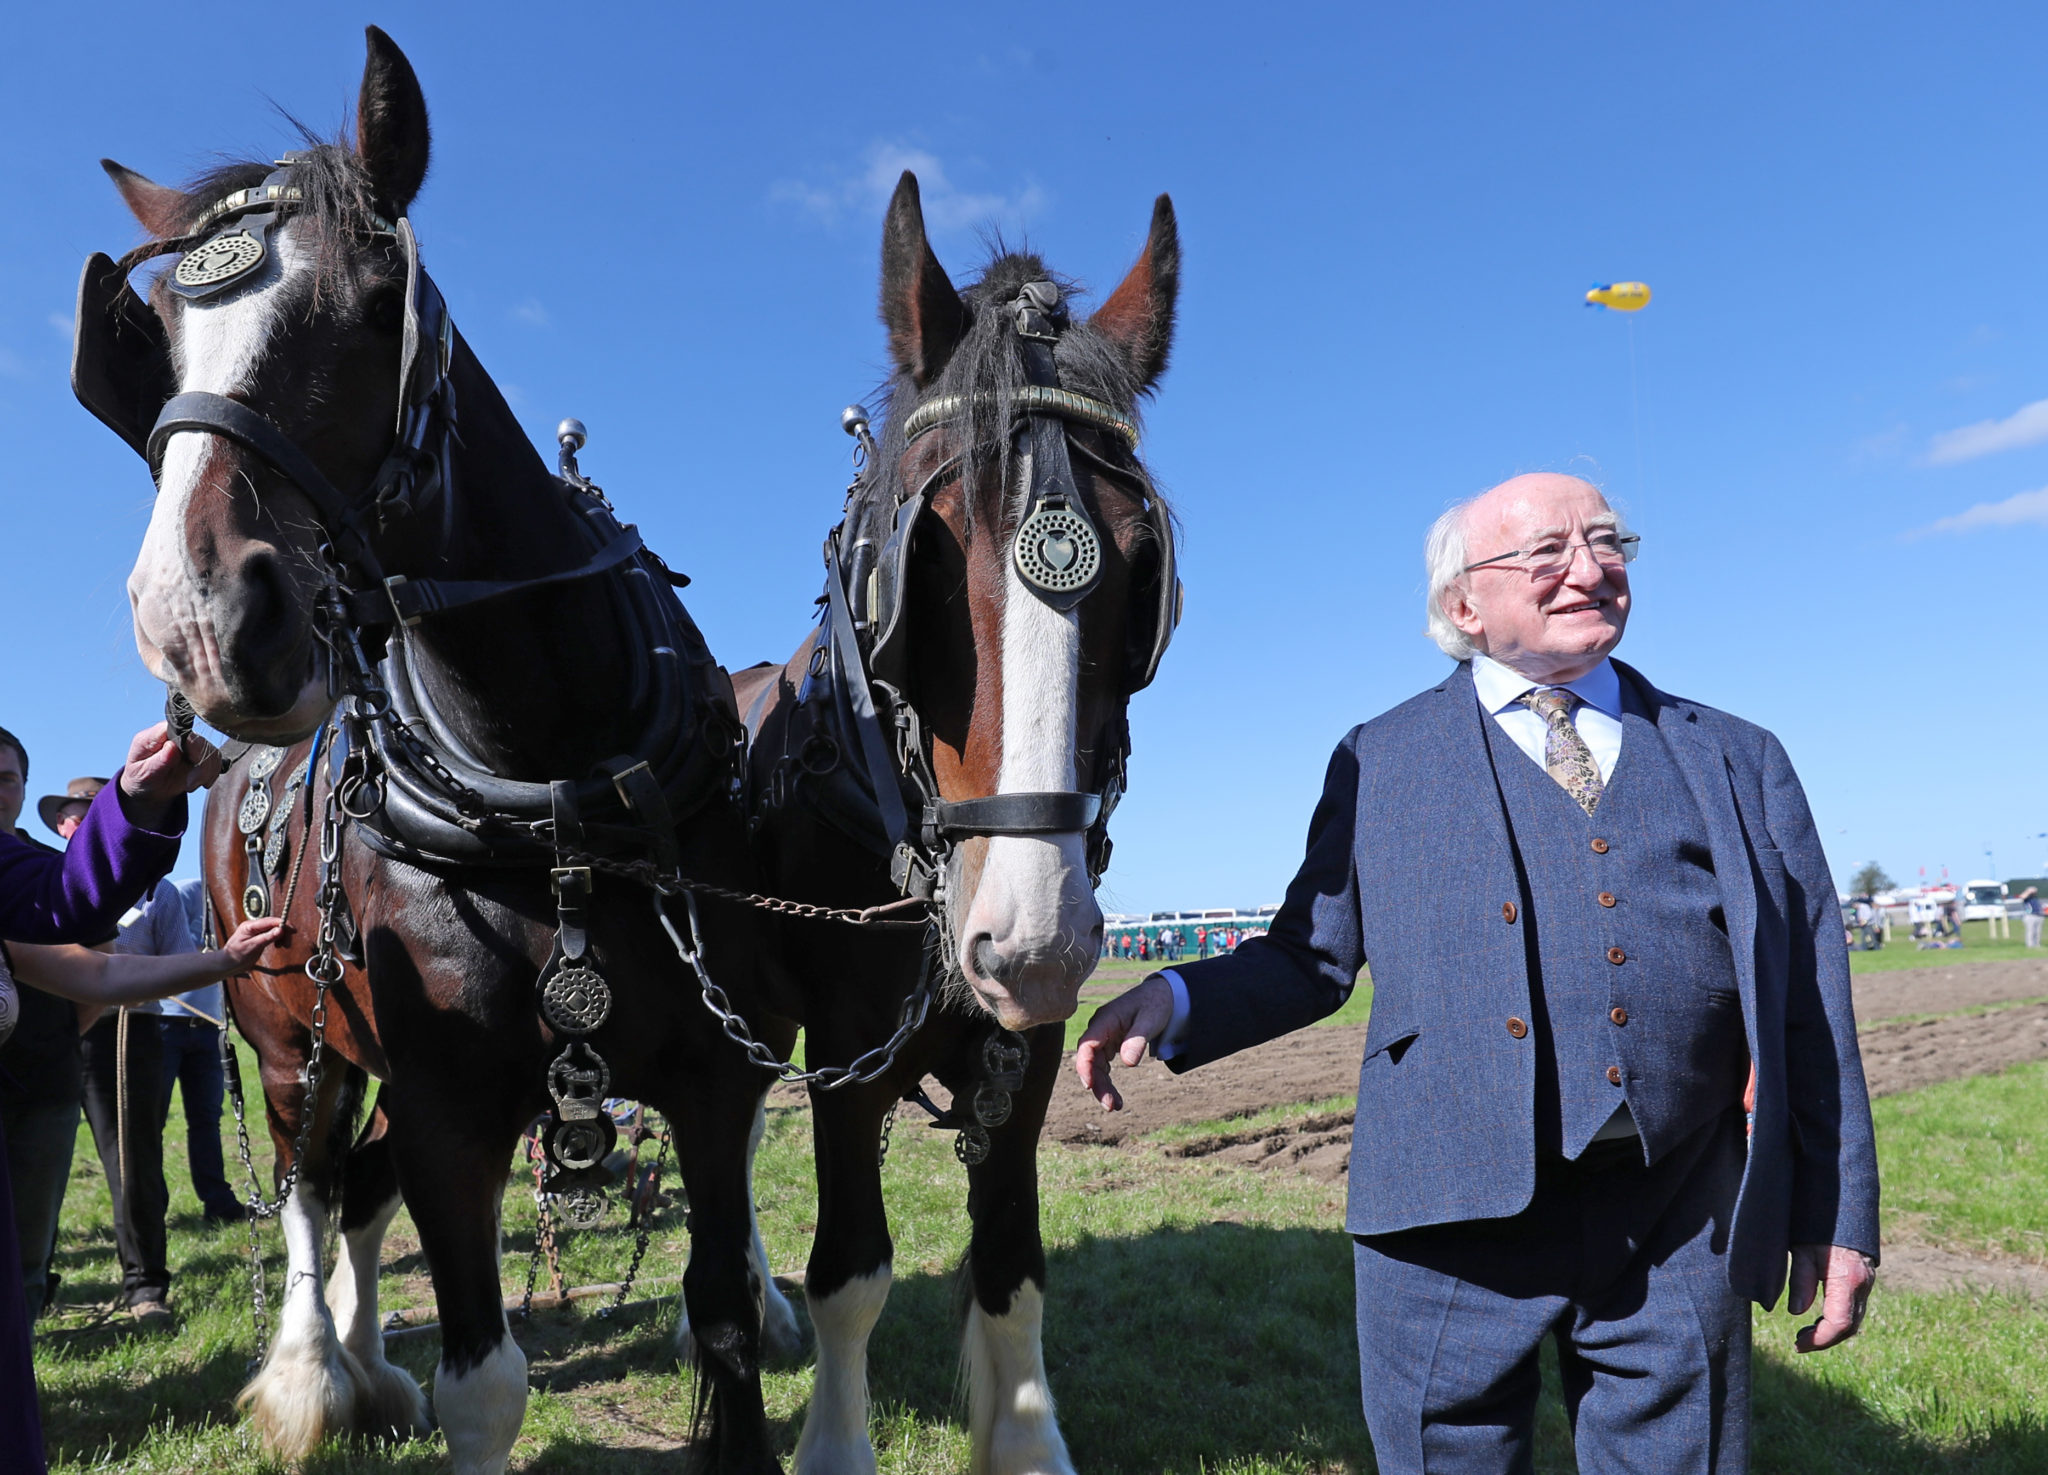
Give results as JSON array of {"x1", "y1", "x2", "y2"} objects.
[
  {"x1": 97, "y1": 28, "x2": 434, "y2": 741},
  {"x1": 866, "y1": 172, "x2": 1180, "y2": 1030}
]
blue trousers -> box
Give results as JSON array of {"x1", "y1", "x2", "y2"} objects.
[
  {"x1": 155, "y1": 1019, "x2": 240, "y2": 1221},
  {"x1": 1353, "y1": 1108, "x2": 1749, "y2": 1475}
]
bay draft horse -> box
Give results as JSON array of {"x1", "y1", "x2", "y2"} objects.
[
  {"x1": 95, "y1": 29, "x2": 793, "y2": 1474},
  {"x1": 737, "y1": 172, "x2": 1180, "y2": 1472}
]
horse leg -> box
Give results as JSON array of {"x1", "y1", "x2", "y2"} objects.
[
  {"x1": 328, "y1": 1101, "x2": 430, "y2": 1439},
  {"x1": 957, "y1": 1024, "x2": 1073, "y2": 1475},
  {"x1": 389, "y1": 1107, "x2": 528, "y2": 1475},
  {"x1": 666, "y1": 1061, "x2": 781, "y2": 1473},
  {"x1": 793, "y1": 1079, "x2": 897, "y2": 1475},
  {"x1": 237, "y1": 1062, "x2": 368, "y2": 1459},
  {"x1": 677, "y1": 1092, "x2": 804, "y2": 1363}
]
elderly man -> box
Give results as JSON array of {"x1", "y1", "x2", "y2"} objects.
[{"x1": 1079, "y1": 474, "x2": 1878, "y2": 1474}]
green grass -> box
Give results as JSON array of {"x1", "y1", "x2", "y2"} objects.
[
  {"x1": 31, "y1": 1043, "x2": 2048, "y2": 1471},
  {"x1": 1869, "y1": 1061, "x2": 2048, "y2": 1263},
  {"x1": 1849, "y1": 918, "x2": 2046, "y2": 973}
]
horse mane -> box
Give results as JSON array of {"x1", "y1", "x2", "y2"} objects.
[{"x1": 861, "y1": 249, "x2": 1161, "y2": 539}]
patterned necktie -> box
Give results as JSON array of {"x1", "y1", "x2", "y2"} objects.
[{"x1": 1518, "y1": 688, "x2": 1603, "y2": 816}]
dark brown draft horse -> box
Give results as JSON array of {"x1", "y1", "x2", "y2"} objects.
[
  {"x1": 85, "y1": 29, "x2": 789, "y2": 1474},
  {"x1": 737, "y1": 173, "x2": 1180, "y2": 1471}
]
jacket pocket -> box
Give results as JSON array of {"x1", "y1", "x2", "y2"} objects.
[{"x1": 1363, "y1": 1018, "x2": 1420, "y2": 1064}]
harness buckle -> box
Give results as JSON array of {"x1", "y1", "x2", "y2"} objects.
[
  {"x1": 383, "y1": 575, "x2": 423, "y2": 628},
  {"x1": 551, "y1": 865, "x2": 593, "y2": 906}
]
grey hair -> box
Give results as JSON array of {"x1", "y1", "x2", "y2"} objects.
[
  {"x1": 1424, "y1": 500, "x2": 1478, "y2": 660},
  {"x1": 1423, "y1": 486, "x2": 1631, "y2": 661}
]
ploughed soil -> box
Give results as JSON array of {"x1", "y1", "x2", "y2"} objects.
[{"x1": 1039, "y1": 957, "x2": 2048, "y2": 1185}]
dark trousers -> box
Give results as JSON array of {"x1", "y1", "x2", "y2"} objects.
[
  {"x1": 0, "y1": 1123, "x2": 48, "y2": 1472},
  {"x1": 156, "y1": 1019, "x2": 241, "y2": 1221},
  {"x1": 1353, "y1": 1109, "x2": 1750, "y2": 1475},
  {"x1": 80, "y1": 1012, "x2": 168, "y2": 1306},
  {"x1": 0, "y1": 1089, "x2": 79, "y2": 1321}
]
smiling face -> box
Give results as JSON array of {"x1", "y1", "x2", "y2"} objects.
[{"x1": 1443, "y1": 474, "x2": 1630, "y2": 682}]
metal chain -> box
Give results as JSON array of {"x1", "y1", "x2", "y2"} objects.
[
  {"x1": 655, "y1": 888, "x2": 938, "y2": 1090},
  {"x1": 225, "y1": 781, "x2": 347, "y2": 1362},
  {"x1": 517, "y1": 1132, "x2": 566, "y2": 1322},
  {"x1": 598, "y1": 1116, "x2": 674, "y2": 1319},
  {"x1": 877, "y1": 1101, "x2": 898, "y2": 1168}
]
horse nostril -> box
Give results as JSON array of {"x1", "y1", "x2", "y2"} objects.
[{"x1": 972, "y1": 937, "x2": 1005, "y2": 985}]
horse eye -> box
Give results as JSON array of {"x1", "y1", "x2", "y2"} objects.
[{"x1": 365, "y1": 290, "x2": 405, "y2": 334}]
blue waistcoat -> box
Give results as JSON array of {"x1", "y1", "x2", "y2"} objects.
[{"x1": 1484, "y1": 699, "x2": 1747, "y2": 1161}]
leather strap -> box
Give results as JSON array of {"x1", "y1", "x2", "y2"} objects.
[
  {"x1": 926, "y1": 791, "x2": 1101, "y2": 840},
  {"x1": 148, "y1": 391, "x2": 356, "y2": 532},
  {"x1": 824, "y1": 529, "x2": 912, "y2": 853},
  {"x1": 549, "y1": 781, "x2": 590, "y2": 964},
  {"x1": 354, "y1": 524, "x2": 646, "y2": 627}
]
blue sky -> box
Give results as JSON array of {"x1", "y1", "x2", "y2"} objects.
[{"x1": 5, "y1": 3, "x2": 2048, "y2": 906}]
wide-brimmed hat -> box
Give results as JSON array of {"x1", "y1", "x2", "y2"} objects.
[{"x1": 38, "y1": 777, "x2": 109, "y2": 835}]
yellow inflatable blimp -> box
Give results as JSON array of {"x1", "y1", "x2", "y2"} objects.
[{"x1": 1585, "y1": 282, "x2": 1652, "y2": 312}]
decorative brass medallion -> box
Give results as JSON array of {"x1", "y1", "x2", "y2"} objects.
[
  {"x1": 1013, "y1": 503, "x2": 1101, "y2": 595},
  {"x1": 173, "y1": 231, "x2": 265, "y2": 292},
  {"x1": 242, "y1": 883, "x2": 268, "y2": 920},
  {"x1": 247, "y1": 745, "x2": 285, "y2": 781},
  {"x1": 262, "y1": 824, "x2": 289, "y2": 877},
  {"x1": 558, "y1": 1186, "x2": 606, "y2": 1228},
  {"x1": 954, "y1": 1123, "x2": 992, "y2": 1166},
  {"x1": 541, "y1": 965, "x2": 613, "y2": 1035},
  {"x1": 236, "y1": 785, "x2": 271, "y2": 834},
  {"x1": 972, "y1": 1084, "x2": 1013, "y2": 1128}
]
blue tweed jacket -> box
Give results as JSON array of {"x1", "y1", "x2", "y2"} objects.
[{"x1": 1167, "y1": 660, "x2": 1879, "y2": 1307}]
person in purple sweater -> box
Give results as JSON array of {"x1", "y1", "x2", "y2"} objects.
[{"x1": 0, "y1": 718, "x2": 238, "y2": 1472}]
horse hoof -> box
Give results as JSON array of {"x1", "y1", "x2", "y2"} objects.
[
  {"x1": 761, "y1": 1277, "x2": 807, "y2": 1361},
  {"x1": 237, "y1": 1337, "x2": 369, "y2": 1459},
  {"x1": 353, "y1": 1355, "x2": 432, "y2": 1441}
]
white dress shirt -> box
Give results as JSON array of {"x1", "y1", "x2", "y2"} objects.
[
  {"x1": 1154, "y1": 655, "x2": 1639, "y2": 1143},
  {"x1": 1469, "y1": 653, "x2": 1624, "y2": 783}
]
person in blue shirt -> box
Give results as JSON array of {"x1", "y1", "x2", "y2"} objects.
[{"x1": 166, "y1": 880, "x2": 243, "y2": 1226}]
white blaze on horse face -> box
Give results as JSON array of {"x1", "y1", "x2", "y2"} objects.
[
  {"x1": 794, "y1": 1267, "x2": 892, "y2": 1475},
  {"x1": 957, "y1": 550, "x2": 1104, "y2": 1028},
  {"x1": 129, "y1": 227, "x2": 321, "y2": 720},
  {"x1": 963, "y1": 1281, "x2": 1075, "y2": 1475}
]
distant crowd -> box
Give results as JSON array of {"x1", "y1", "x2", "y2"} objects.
[{"x1": 1102, "y1": 924, "x2": 1269, "y2": 963}]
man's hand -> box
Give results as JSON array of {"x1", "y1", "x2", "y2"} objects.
[
  {"x1": 1788, "y1": 1243, "x2": 1875, "y2": 1353},
  {"x1": 1073, "y1": 974, "x2": 1175, "y2": 1111},
  {"x1": 118, "y1": 721, "x2": 222, "y2": 820}
]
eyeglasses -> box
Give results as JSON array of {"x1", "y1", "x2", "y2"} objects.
[{"x1": 1463, "y1": 532, "x2": 1640, "y2": 579}]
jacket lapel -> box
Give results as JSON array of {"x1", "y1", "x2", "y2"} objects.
[
  {"x1": 1616, "y1": 660, "x2": 1761, "y2": 1022},
  {"x1": 1433, "y1": 663, "x2": 1519, "y2": 872}
]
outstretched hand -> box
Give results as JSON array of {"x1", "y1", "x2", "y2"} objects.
[
  {"x1": 1073, "y1": 973, "x2": 1175, "y2": 1112},
  {"x1": 217, "y1": 916, "x2": 287, "y2": 970},
  {"x1": 1788, "y1": 1243, "x2": 1875, "y2": 1353}
]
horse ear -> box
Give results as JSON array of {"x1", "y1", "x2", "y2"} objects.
[
  {"x1": 102, "y1": 161, "x2": 188, "y2": 239},
  {"x1": 879, "y1": 172, "x2": 966, "y2": 386},
  {"x1": 1089, "y1": 194, "x2": 1180, "y2": 391},
  {"x1": 356, "y1": 25, "x2": 431, "y2": 218}
]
